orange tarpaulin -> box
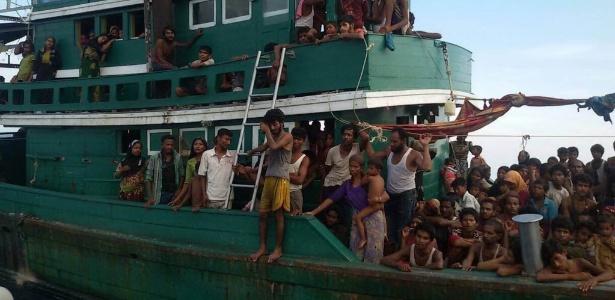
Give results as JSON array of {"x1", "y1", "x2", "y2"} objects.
[{"x1": 376, "y1": 93, "x2": 586, "y2": 139}]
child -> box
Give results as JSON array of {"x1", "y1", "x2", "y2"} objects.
[
  {"x1": 477, "y1": 236, "x2": 524, "y2": 277},
  {"x1": 452, "y1": 177, "x2": 480, "y2": 212},
  {"x1": 315, "y1": 21, "x2": 340, "y2": 44},
  {"x1": 448, "y1": 208, "x2": 481, "y2": 267},
  {"x1": 440, "y1": 158, "x2": 457, "y2": 193},
  {"x1": 468, "y1": 184, "x2": 485, "y2": 203},
  {"x1": 460, "y1": 219, "x2": 506, "y2": 271},
  {"x1": 175, "y1": 45, "x2": 214, "y2": 97},
  {"x1": 557, "y1": 147, "x2": 570, "y2": 164},
  {"x1": 380, "y1": 223, "x2": 444, "y2": 271},
  {"x1": 546, "y1": 164, "x2": 570, "y2": 208},
  {"x1": 401, "y1": 213, "x2": 438, "y2": 250},
  {"x1": 536, "y1": 239, "x2": 614, "y2": 292},
  {"x1": 355, "y1": 158, "x2": 386, "y2": 249},
  {"x1": 470, "y1": 145, "x2": 487, "y2": 169},
  {"x1": 561, "y1": 174, "x2": 597, "y2": 225},
  {"x1": 500, "y1": 193, "x2": 520, "y2": 236},
  {"x1": 574, "y1": 221, "x2": 597, "y2": 264},
  {"x1": 529, "y1": 180, "x2": 558, "y2": 232},
  {"x1": 551, "y1": 216, "x2": 591, "y2": 261},
  {"x1": 594, "y1": 216, "x2": 615, "y2": 272}
]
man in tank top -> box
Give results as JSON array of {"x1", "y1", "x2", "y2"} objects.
[
  {"x1": 246, "y1": 109, "x2": 294, "y2": 263},
  {"x1": 367, "y1": 126, "x2": 432, "y2": 249},
  {"x1": 288, "y1": 128, "x2": 311, "y2": 215}
]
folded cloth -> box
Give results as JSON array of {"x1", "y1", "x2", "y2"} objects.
[{"x1": 384, "y1": 33, "x2": 395, "y2": 51}]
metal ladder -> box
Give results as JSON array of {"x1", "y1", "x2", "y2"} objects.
[{"x1": 225, "y1": 48, "x2": 287, "y2": 211}]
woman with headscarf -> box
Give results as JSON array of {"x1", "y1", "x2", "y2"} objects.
[
  {"x1": 114, "y1": 140, "x2": 147, "y2": 201},
  {"x1": 503, "y1": 170, "x2": 530, "y2": 207},
  {"x1": 34, "y1": 36, "x2": 62, "y2": 103}
]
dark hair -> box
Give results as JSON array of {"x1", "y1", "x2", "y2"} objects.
[
  {"x1": 557, "y1": 147, "x2": 569, "y2": 155},
  {"x1": 481, "y1": 198, "x2": 496, "y2": 209},
  {"x1": 567, "y1": 146, "x2": 579, "y2": 155},
  {"x1": 162, "y1": 25, "x2": 175, "y2": 36},
  {"x1": 302, "y1": 149, "x2": 317, "y2": 163},
  {"x1": 295, "y1": 26, "x2": 310, "y2": 39},
  {"x1": 45, "y1": 36, "x2": 56, "y2": 49},
  {"x1": 338, "y1": 14, "x2": 355, "y2": 25},
  {"x1": 549, "y1": 163, "x2": 569, "y2": 177},
  {"x1": 160, "y1": 134, "x2": 175, "y2": 143},
  {"x1": 509, "y1": 236, "x2": 523, "y2": 264},
  {"x1": 199, "y1": 45, "x2": 212, "y2": 54},
  {"x1": 451, "y1": 177, "x2": 467, "y2": 188},
  {"x1": 497, "y1": 166, "x2": 510, "y2": 174},
  {"x1": 471, "y1": 145, "x2": 482, "y2": 154},
  {"x1": 459, "y1": 208, "x2": 479, "y2": 221},
  {"x1": 509, "y1": 164, "x2": 520, "y2": 171},
  {"x1": 325, "y1": 20, "x2": 338, "y2": 28},
  {"x1": 340, "y1": 124, "x2": 359, "y2": 139},
  {"x1": 263, "y1": 108, "x2": 285, "y2": 124},
  {"x1": 415, "y1": 222, "x2": 436, "y2": 241},
  {"x1": 528, "y1": 158, "x2": 541, "y2": 167},
  {"x1": 518, "y1": 164, "x2": 528, "y2": 171},
  {"x1": 439, "y1": 194, "x2": 457, "y2": 208},
  {"x1": 518, "y1": 205, "x2": 539, "y2": 215},
  {"x1": 541, "y1": 239, "x2": 566, "y2": 265},
  {"x1": 572, "y1": 173, "x2": 593, "y2": 187},
  {"x1": 444, "y1": 158, "x2": 454, "y2": 165},
  {"x1": 551, "y1": 216, "x2": 574, "y2": 233},
  {"x1": 590, "y1": 144, "x2": 605, "y2": 155},
  {"x1": 22, "y1": 40, "x2": 34, "y2": 52},
  {"x1": 532, "y1": 180, "x2": 549, "y2": 192},
  {"x1": 189, "y1": 137, "x2": 207, "y2": 158},
  {"x1": 368, "y1": 158, "x2": 383, "y2": 170},
  {"x1": 469, "y1": 167, "x2": 484, "y2": 178},
  {"x1": 484, "y1": 219, "x2": 504, "y2": 238},
  {"x1": 409, "y1": 12, "x2": 416, "y2": 25},
  {"x1": 291, "y1": 127, "x2": 307, "y2": 139},
  {"x1": 390, "y1": 126, "x2": 409, "y2": 142},
  {"x1": 576, "y1": 220, "x2": 597, "y2": 233},
  {"x1": 217, "y1": 128, "x2": 233, "y2": 138},
  {"x1": 411, "y1": 212, "x2": 427, "y2": 225},
  {"x1": 264, "y1": 42, "x2": 277, "y2": 52},
  {"x1": 596, "y1": 216, "x2": 615, "y2": 227}
]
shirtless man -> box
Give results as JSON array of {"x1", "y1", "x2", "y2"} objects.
[{"x1": 152, "y1": 25, "x2": 203, "y2": 71}]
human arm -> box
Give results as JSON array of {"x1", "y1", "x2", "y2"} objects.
[
  {"x1": 305, "y1": 198, "x2": 334, "y2": 216},
  {"x1": 379, "y1": 0, "x2": 408, "y2": 33},
  {"x1": 425, "y1": 250, "x2": 445, "y2": 270},
  {"x1": 261, "y1": 123, "x2": 293, "y2": 151},
  {"x1": 560, "y1": 197, "x2": 571, "y2": 217},
  {"x1": 247, "y1": 143, "x2": 269, "y2": 157},
  {"x1": 144, "y1": 157, "x2": 155, "y2": 208},
  {"x1": 100, "y1": 38, "x2": 116, "y2": 54},
  {"x1": 272, "y1": 43, "x2": 294, "y2": 68},
  {"x1": 289, "y1": 156, "x2": 310, "y2": 185},
  {"x1": 176, "y1": 29, "x2": 203, "y2": 48},
  {"x1": 536, "y1": 265, "x2": 592, "y2": 283},
  {"x1": 578, "y1": 259, "x2": 615, "y2": 292},
  {"x1": 380, "y1": 247, "x2": 412, "y2": 272},
  {"x1": 197, "y1": 156, "x2": 209, "y2": 204},
  {"x1": 412, "y1": 134, "x2": 433, "y2": 172},
  {"x1": 339, "y1": 32, "x2": 365, "y2": 40},
  {"x1": 461, "y1": 244, "x2": 479, "y2": 271},
  {"x1": 153, "y1": 39, "x2": 177, "y2": 70},
  {"x1": 114, "y1": 163, "x2": 130, "y2": 179}
]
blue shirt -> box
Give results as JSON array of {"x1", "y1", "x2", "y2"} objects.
[{"x1": 529, "y1": 196, "x2": 558, "y2": 222}]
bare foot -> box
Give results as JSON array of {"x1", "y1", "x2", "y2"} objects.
[
  {"x1": 268, "y1": 248, "x2": 283, "y2": 263},
  {"x1": 358, "y1": 239, "x2": 367, "y2": 249},
  {"x1": 250, "y1": 248, "x2": 267, "y2": 262},
  {"x1": 192, "y1": 206, "x2": 201, "y2": 213}
]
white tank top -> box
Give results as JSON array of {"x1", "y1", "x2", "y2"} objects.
[
  {"x1": 295, "y1": 7, "x2": 314, "y2": 28},
  {"x1": 289, "y1": 154, "x2": 306, "y2": 192},
  {"x1": 409, "y1": 244, "x2": 436, "y2": 267},
  {"x1": 386, "y1": 148, "x2": 416, "y2": 193}
]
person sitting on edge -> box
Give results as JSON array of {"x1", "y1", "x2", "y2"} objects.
[
  {"x1": 447, "y1": 208, "x2": 482, "y2": 267},
  {"x1": 594, "y1": 216, "x2": 615, "y2": 272},
  {"x1": 458, "y1": 219, "x2": 507, "y2": 271},
  {"x1": 441, "y1": 158, "x2": 457, "y2": 193},
  {"x1": 551, "y1": 216, "x2": 592, "y2": 261},
  {"x1": 114, "y1": 140, "x2": 147, "y2": 202},
  {"x1": 561, "y1": 174, "x2": 597, "y2": 225},
  {"x1": 355, "y1": 158, "x2": 387, "y2": 249},
  {"x1": 529, "y1": 180, "x2": 558, "y2": 233},
  {"x1": 170, "y1": 138, "x2": 207, "y2": 212},
  {"x1": 536, "y1": 239, "x2": 614, "y2": 292},
  {"x1": 145, "y1": 135, "x2": 185, "y2": 208},
  {"x1": 152, "y1": 25, "x2": 203, "y2": 71},
  {"x1": 478, "y1": 198, "x2": 497, "y2": 232},
  {"x1": 400, "y1": 213, "x2": 438, "y2": 250},
  {"x1": 452, "y1": 177, "x2": 480, "y2": 212},
  {"x1": 547, "y1": 163, "x2": 571, "y2": 209},
  {"x1": 175, "y1": 45, "x2": 214, "y2": 97},
  {"x1": 476, "y1": 236, "x2": 524, "y2": 276},
  {"x1": 574, "y1": 220, "x2": 597, "y2": 265},
  {"x1": 288, "y1": 128, "x2": 311, "y2": 216},
  {"x1": 324, "y1": 207, "x2": 349, "y2": 247},
  {"x1": 11, "y1": 41, "x2": 34, "y2": 83},
  {"x1": 315, "y1": 21, "x2": 340, "y2": 44},
  {"x1": 199, "y1": 128, "x2": 235, "y2": 210},
  {"x1": 380, "y1": 222, "x2": 444, "y2": 271},
  {"x1": 337, "y1": 15, "x2": 366, "y2": 40},
  {"x1": 247, "y1": 109, "x2": 294, "y2": 263},
  {"x1": 469, "y1": 145, "x2": 487, "y2": 169}
]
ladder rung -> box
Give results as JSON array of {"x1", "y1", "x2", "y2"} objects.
[
  {"x1": 256, "y1": 65, "x2": 272, "y2": 70},
  {"x1": 250, "y1": 93, "x2": 273, "y2": 98},
  {"x1": 244, "y1": 122, "x2": 260, "y2": 126},
  {"x1": 231, "y1": 183, "x2": 256, "y2": 188},
  {"x1": 238, "y1": 151, "x2": 262, "y2": 156}
]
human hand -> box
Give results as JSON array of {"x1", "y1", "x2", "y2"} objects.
[
  {"x1": 302, "y1": 211, "x2": 315, "y2": 216},
  {"x1": 578, "y1": 277, "x2": 598, "y2": 292},
  {"x1": 570, "y1": 272, "x2": 592, "y2": 281},
  {"x1": 260, "y1": 122, "x2": 270, "y2": 133},
  {"x1": 195, "y1": 29, "x2": 204, "y2": 37},
  {"x1": 359, "y1": 128, "x2": 370, "y2": 139},
  {"x1": 273, "y1": 60, "x2": 280, "y2": 69},
  {"x1": 240, "y1": 54, "x2": 248, "y2": 60},
  {"x1": 121, "y1": 165, "x2": 131, "y2": 172},
  {"x1": 397, "y1": 262, "x2": 412, "y2": 272},
  {"x1": 418, "y1": 133, "x2": 432, "y2": 146},
  {"x1": 144, "y1": 198, "x2": 154, "y2": 209},
  {"x1": 402, "y1": 226, "x2": 411, "y2": 238},
  {"x1": 462, "y1": 263, "x2": 475, "y2": 271},
  {"x1": 378, "y1": 26, "x2": 391, "y2": 34},
  {"x1": 172, "y1": 205, "x2": 181, "y2": 212},
  {"x1": 450, "y1": 262, "x2": 462, "y2": 269}
]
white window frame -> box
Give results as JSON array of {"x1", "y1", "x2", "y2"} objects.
[
  {"x1": 222, "y1": 0, "x2": 251, "y2": 24},
  {"x1": 179, "y1": 128, "x2": 209, "y2": 157},
  {"x1": 263, "y1": 0, "x2": 288, "y2": 18},
  {"x1": 147, "y1": 129, "x2": 173, "y2": 156},
  {"x1": 189, "y1": 0, "x2": 216, "y2": 30}
]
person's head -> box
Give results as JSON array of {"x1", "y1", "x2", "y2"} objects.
[
  {"x1": 291, "y1": 127, "x2": 307, "y2": 151},
  {"x1": 531, "y1": 180, "x2": 549, "y2": 199},
  {"x1": 21, "y1": 40, "x2": 33, "y2": 55},
  {"x1": 162, "y1": 25, "x2": 176, "y2": 41},
  {"x1": 425, "y1": 198, "x2": 441, "y2": 216},
  {"x1": 547, "y1": 156, "x2": 559, "y2": 165},
  {"x1": 470, "y1": 145, "x2": 482, "y2": 156},
  {"x1": 439, "y1": 196, "x2": 456, "y2": 219},
  {"x1": 469, "y1": 167, "x2": 484, "y2": 183},
  {"x1": 338, "y1": 15, "x2": 355, "y2": 33},
  {"x1": 480, "y1": 199, "x2": 497, "y2": 220},
  {"x1": 189, "y1": 137, "x2": 207, "y2": 158},
  {"x1": 568, "y1": 146, "x2": 579, "y2": 159},
  {"x1": 590, "y1": 144, "x2": 605, "y2": 160},
  {"x1": 596, "y1": 216, "x2": 614, "y2": 238},
  {"x1": 414, "y1": 222, "x2": 436, "y2": 250},
  {"x1": 509, "y1": 164, "x2": 520, "y2": 172},
  {"x1": 348, "y1": 153, "x2": 365, "y2": 177},
  {"x1": 468, "y1": 184, "x2": 481, "y2": 198},
  {"x1": 340, "y1": 124, "x2": 358, "y2": 146},
  {"x1": 325, "y1": 207, "x2": 341, "y2": 228},
  {"x1": 508, "y1": 236, "x2": 523, "y2": 264},
  {"x1": 496, "y1": 166, "x2": 510, "y2": 181},
  {"x1": 109, "y1": 26, "x2": 119, "y2": 37},
  {"x1": 541, "y1": 239, "x2": 569, "y2": 272},
  {"x1": 389, "y1": 127, "x2": 409, "y2": 154},
  {"x1": 127, "y1": 139, "x2": 143, "y2": 157},
  {"x1": 367, "y1": 158, "x2": 383, "y2": 176},
  {"x1": 456, "y1": 135, "x2": 467, "y2": 142},
  {"x1": 568, "y1": 159, "x2": 585, "y2": 176},
  {"x1": 483, "y1": 219, "x2": 504, "y2": 245},
  {"x1": 96, "y1": 34, "x2": 109, "y2": 45},
  {"x1": 518, "y1": 204, "x2": 539, "y2": 215},
  {"x1": 528, "y1": 158, "x2": 541, "y2": 170},
  {"x1": 517, "y1": 150, "x2": 530, "y2": 164},
  {"x1": 599, "y1": 204, "x2": 615, "y2": 217},
  {"x1": 44, "y1": 36, "x2": 56, "y2": 50},
  {"x1": 160, "y1": 134, "x2": 175, "y2": 154},
  {"x1": 118, "y1": 29, "x2": 124, "y2": 39},
  {"x1": 517, "y1": 164, "x2": 529, "y2": 179},
  {"x1": 408, "y1": 213, "x2": 427, "y2": 230},
  {"x1": 88, "y1": 30, "x2": 95, "y2": 39},
  {"x1": 459, "y1": 208, "x2": 479, "y2": 233},
  {"x1": 575, "y1": 221, "x2": 596, "y2": 245},
  {"x1": 216, "y1": 128, "x2": 233, "y2": 151},
  {"x1": 578, "y1": 214, "x2": 594, "y2": 224},
  {"x1": 572, "y1": 173, "x2": 593, "y2": 196},
  {"x1": 451, "y1": 177, "x2": 467, "y2": 197},
  {"x1": 504, "y1": 193, "x2": 520, "y2": 216},
  {"x1": 481, "y1": 165, "x2": 492, "y2": 180},
  {"x1": 325, "y1": 131, "x2": 334, "y2": 148},
  {"x1": 263, "y1": 108, "x2": 285, "y2": 135},
  {"x1": 503, "y1": 171, "x2": 524, "y2": 192},
  {"x1": 548, "y1": 164, "x2": 569, "y2": 186},
  {"x1": 557, "y1": 147, "x2": 570, "y2": 162},
  {"x1": 198, "y1": 45, "x2": 212, "y2": 62},
  {"x1": 296, "y1": 26, "x2": 311, "y2": 44},
  {"x1": 551, "y1": 216, "x2": 575, "y2": 245},
  {"x1": 325, "y1": 21, "x2": 338, "y2": 35}
]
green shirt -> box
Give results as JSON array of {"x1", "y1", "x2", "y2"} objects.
[
  {"x1": 184, "y1": 157, "x2": 198, "y2": 184},
  {"x1": 17, "y1": 54, "x2": 35, "y2": 81}
]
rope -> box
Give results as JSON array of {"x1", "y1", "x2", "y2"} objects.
[
  {"x1": 29, "y1": 157, "x2": 38, "y2": 185},
  {"x1": 520, "y1": 135, "x2": 530, "y2": 150}
]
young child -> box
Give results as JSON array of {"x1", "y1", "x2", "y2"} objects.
[
  {"x1": 594, "y1": 216, "x2": 615, "y2": 272},
  {"x1": 452, "y1": 177, "x2": 480, "y2": 212},
  {"x1": 477, "y1": 236, "x2": 524, "y2": 277},
  {"x1": 355, "y1": 158, "x2": 387, "y2": 249},
  {"x1": 441, "y1": 158, "x2": 457, "y2": 193},
  {"x1": 401, "y1": 213, "x2": 438, "y2": 250},
  {"x1": 546, "y1": 164, "x2": 570, "y2": 209},
  {"x1": 500, "y1": 193, "x2": 520, "y2": 236},
  {"x1": 468, "y1": 184, "x2": 486, "y2": 203},
  {"x1": 315, "y1": 21, "x2": 340, "y2": 44},
  {"x1": 529, "y1": 180, "x2": 558, "y2": 233},
  {"x1": 574, "y1": 221, "x2": 597, "y2": 265},
  {"x1": 380, "y1": 222, "x2": 444, "y2": 271},
  {"x1": 470, "y1": 145, "x2": 487, "y2": 169},
  {"x1": 175, "y1": 45, "x2": 214, "y2": 97},
  {"x1": 551, "y1": 216, "x2": 592, "y2": 261},
  {"x1": 561, "y1": 174, "x2": 597, "y2": 225},
  {"x1": 448, "y1": 208, "x2": 482, "y2": 267},
  {"x1": 557, "y1": 147, "x2": 570, "y2": 164},
  {"x1": 536, "y1": 239, "x2": 614, "y2": 292},
  {"x1": 460, "y1": 219, "x2": 506, "y2": 271}
]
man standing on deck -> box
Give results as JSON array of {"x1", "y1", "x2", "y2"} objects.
[
  {"x1": 247, "y1": 109, "x2": 293, "y2": 263},
  {"x1": 198, "y1": 128, "x2": 235, "y2": 211},
  {"x1": 366, "y1": 127, "x2": 432, "y2": 249},
  {"x1": 152, "y1": 25, "x2": 203, "y2": 71},
  {"x1": 145, "y1": 135, "x2": 184, "y2": 209}
]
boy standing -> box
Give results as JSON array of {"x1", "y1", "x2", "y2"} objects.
[
  {"x1": 469, "y1": 145, "x2": 487, "y2": 169},
  {"x1": 247, "y1": 109, "x2": 294, "y2": 263},
  {"x1": 288, "y1": 128, "x2": 311, "y2": 216},
  {"x1": 547, "y1": 164, "x2": 570, "y2": 209},
  {"x1": 529, "y1": 180, "x2": 558, "y2": 225}
]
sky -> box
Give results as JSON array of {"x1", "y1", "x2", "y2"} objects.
[{"x1": 1, "y1": 1, "x2": 614, "y2": 171}]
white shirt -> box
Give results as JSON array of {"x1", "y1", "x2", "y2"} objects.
[
  {"x1": 547, "y1": 181, "x2": 569, "y2": 208},
  {"x1": 461, "y1": 191, "x2": 480, "y2": 211},
  {"x1": 198, "y1": 148, "x2": 235, "y2": 201},
  {"x1": 324, "y1": 143, "x2": 360, "y2": 187}
]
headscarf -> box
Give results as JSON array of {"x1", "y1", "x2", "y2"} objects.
[
  {"x1": 120, "y1": 140, "x2": 144, "y2": 176},
  {"x1": 503, "y1": 170, "x2": 527, "y2": 192}
]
